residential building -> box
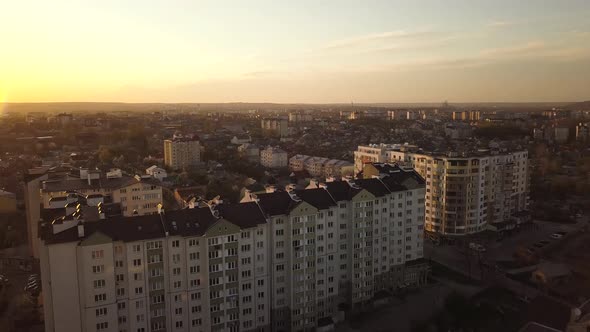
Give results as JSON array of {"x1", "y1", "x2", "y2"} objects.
[
  {"x1": 555, "y1": 127, "x2": 570, "y2": 143},
  {"x1": 39, "y1": 169, "x2": 427, "y2": 332},
  {"x1": 576, "y1": 123, "x2": 589, "y2": 142},
  {"x1": 289, "y1": 155, "x2": 353, "y2": 179},
  {"x1": 237, "y1": 143, "x2": 260, "y2": 163},
  {"x1": 164, "y1": 135, "x2": 204, "y2": 170},
  {"x1": 288, "y1": 112, "x2": 313, "y2": 123},
  {"x1": 353, "y1": 144, "x2": 416, "y2": 174},
  {"x1": 25, "y1": 166, "x2": 164, "y2": 259},
  {"x1": 261, "y1": 118, "x2": 289, "y2": 138},
  {"x1": 356, "y1": 145, "x2": 529, "y2": 235},
  {"x1": 231, "y1": 135, "x2": 252, "y2": 145},
  {"x1": 0, "y1": 189, "x2": 17, "y2": 214},
  {"x1": 146, "y1": 165, "x2": 168, "y2": 181},
  {"x1": 260, "y1": 146, "x2": 288, "y2": 169}
]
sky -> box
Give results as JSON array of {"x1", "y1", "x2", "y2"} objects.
[{"x1": 1, "y1": 0, "x2": 590, "y2": 103}]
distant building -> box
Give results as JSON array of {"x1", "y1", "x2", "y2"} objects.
[
  {"x1": 56, "y1": 113, "x2": 73, "y2": 127},
  {"x1": 452, "y1": 110, "x2": 480, "y2": 121},
  {"x1": 288, "y1": 111, "x2": 313, "y2": 123},
  {"x1": 230, "y1": 134, "x2": 251, "y2": 145},
  {"x1": 145, "y1": 165, "x2": 167, "y2": 181},
  {"x1": 576, "y1": 123, "x2": 589, "y2": 142},
  {"x1": 554, "y1": 127, "x2": 569, "y2": 143},
  {"x1": 0, "y1": 190, "x2": 17, "y2": 214},
  {"x1": 237, "y1": 143, "x2": 260, "y2": 162},
  {"x1": 444, "y1": 123, "x2": 473, "y2": 139},
  {"x1": 289, "y1": 154, "x2": 353, "y2": 178},
  {"x1": 260, "y1": 146, "x2": 288, "y2": 168},
  {"x1": 356, "y1": 144, "x2": 530, "y2": 236},
  {"x1": 164, "y1": 134, "x2": 203, "y2": 170},
  {"x1": 261, "y1": 117, "x2": 289, "y2": 137}
]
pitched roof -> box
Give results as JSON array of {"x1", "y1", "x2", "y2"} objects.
[
  {"x1": 255, "y1": 191, "x2": 300, "y2": 216},
  {"x1": 217, "y1": 202, "x2": 266, "y2": 229},
  {"x1": 325, "y1": 181, "x2": 362, "y2": 202},
  {"x1": 294, "y1": 188, "x2": 336, "y2": 210},
  {"x1": 354, "y1": 178, "x2": 390, "y2": 197}
]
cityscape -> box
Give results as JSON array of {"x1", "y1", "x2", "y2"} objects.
[{"x1": 1, "y1": 1, "x2": 590, "y2": 332}]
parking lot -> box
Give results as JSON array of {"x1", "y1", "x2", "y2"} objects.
[{"x1": 424, "y1": 216, "x2": 589, "y2": 280}]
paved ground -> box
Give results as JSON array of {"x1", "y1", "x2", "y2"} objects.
[{"x1": 336, "y1": 278, "x2": 482, "y2": 332}]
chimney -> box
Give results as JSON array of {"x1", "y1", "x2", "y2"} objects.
[{"x1": 77, "y1": 224, "x2": 85, "y2": 238}]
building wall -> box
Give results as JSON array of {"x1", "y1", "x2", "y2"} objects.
[
  {"x1": 164, "y1": 140, "x2": 203, "y2": 170},
  {"x1": 386, "y1": 150, "x2": 528, "y2": 235},
  {"x1": 42, "y1": 180, "x2": 426, "y2": 331},
  {"x1": 25, "y1": 173, "x2": 48, "y2": 258}
]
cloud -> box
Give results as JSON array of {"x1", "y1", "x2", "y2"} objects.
[
  {"x1": 480, "y1": 41, "x2": 546, "y2": 57},
  {"x1": 323, "y1": 29, "x2": 434, "y2": 50},
  {"x1": 487, "y1": 20, "x2": 515, "y2": 28}
]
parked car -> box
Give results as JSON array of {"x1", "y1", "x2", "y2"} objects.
[{"x1": 550, "y1": 233, "x2": 563, "y2": 239}]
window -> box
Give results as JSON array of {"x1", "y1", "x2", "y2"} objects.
[
  {"x1": 93, "y1": 279, "x2": 106, "y2": 289},
  {"x1": 116, "y1": 274, "x2": 124, "y2": 282},
  {"x1": 91, "y1": 250, "x2": 104, "y2": 259},
  {"x1": 134, "y1": 272, "x2": 143, "y2": 281},
  {"x1": 172, "y1": 240, "x2": 180, "y2": 247},
  {"x1": 95, "y1": 308, "x2": 107, "y2": 316},
  {"x1": 115, "y1": 260, "x2": 123, "y2": 268},
  {"x1": 135, "y1": 287, "x2": 143, "y2": 295},
  {"x1": 117, "y1": 302, "x2": 126, "y2": 310},
  {"x1": 96, "y1": 322, "x2": 108, "y2": 331},
  {"x1": 132, "y1": 244, "x2": 141, "y2": 252},
  {"x1": 92, "y1": 265, "x2": 104, "y2": 274},
  {"x1": 94, "y1": 293, "x2": 106, "y2": 302},
  {"x1": 133, "y1": 259, "x2": 141, "y2": 266},
  {"x1": 188, "y1": 239, "x2": 199, "y2": 246},
  {"x1": 117, "y1": 288, "x2": 125, "y2": 296},
  {"x1": 190, "y1": 292, "x2": 201, "y2": 301}
]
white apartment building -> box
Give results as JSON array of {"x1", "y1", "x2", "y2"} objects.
[
  {"x1": 356, "y1": 145, "x2": 529, "y2": 235},
  {"x1": 289, "y1": 155, "x2": 353, "y2": 178},
  {"x1": 164, "y1": 136, "x2": 204, "y2": 170},
  {"x1": 260, "y1": 146, "x2": 288, "y2": 169},
  {"x1": 39, "y1": 170, "x2": 427, "y2": 332},
  {"x1": 146, "y1": 165, "x2": 168, "y2": 181}
]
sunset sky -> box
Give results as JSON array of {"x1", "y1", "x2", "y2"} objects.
[{"x1": 1, "y1": 0, "x2": 589, "y2": 103}]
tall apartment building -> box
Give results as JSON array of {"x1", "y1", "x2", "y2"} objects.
[
  {"x1": 576, "y1": 122, "x2": 589, "y2": 142},
  {"x1": 355, "y1": 145, "x2": 529, "y2": 235},
  {"x1": 25, "y1": 167, "x2": 164, "y2": 258},
  {"x1": 260, "y1": 146, "x2": 288, "y2": 168},
  {"x1": 164, "y1": 135, "x2": 204, "y2": 170},
  {"x1": 39, "y1": 170, "x2": 427, "y2": 332},
  {"x1": 261, "y1": 118, "x2": 289, "y2": 138},
  {"x1": 289, "y1": 155, "x2": 354, "y2": 179}
]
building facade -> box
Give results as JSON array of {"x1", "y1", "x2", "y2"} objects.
[
  {"x1": 40, "y1": 170, "x2": 427, "y2": 332},
  {"x1": 164, "y1": 136, "x2": 204, "y2": 170},
  {"x1": 289, "y1": 155, "x2": 353, "y2": 179},
  {"x1": 356, "y1": 145, "x2": 529, "y2": 236},
  {"x1": 260, "y1": 146, "x2": 288, "y2": 169}
]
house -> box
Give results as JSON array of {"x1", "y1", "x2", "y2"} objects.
[
  {"x1": 231, "y1": 134, "x2": 252, "y2": 145},
  {"x1": 145, "y1": 165, "x2": 167, "y2": 181}
]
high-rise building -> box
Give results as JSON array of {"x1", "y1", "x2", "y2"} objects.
[
  {"x1": 25, "y1": 166, "x2": 164, "y2": 258},
  {"x1": 355, "y1": 145, "x2": 529, "y2": 235},
  {"x1": 39, "y1": 171, "x2": 427, "y2": 332},
  {"x1": 164, "y1": 135, "x2": 203, "y2": 170},
  {"x1": 576, "y1": 122, "x2": 589, "y2": 142}
]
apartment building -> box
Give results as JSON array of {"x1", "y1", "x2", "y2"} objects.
[
  {"x1": 164, "y1": 135, "x2": 204, "y2": 170},
  {"x1": 576, "y1": 122, "x2": 589, "y2": 142},
  {"x1": 25, "y1": 166, "x2": 164, "y2": 258},
  {"x1": 260, "y1": 146, "x2": 288, "y2": 168},
  {"x1": 289, "y1": 155, "x2": 353, "y2": 179},
  {"x1": 356, "y1": 145, "x2": 529, "y2": 235},
  {"x1": 39, "y1": 169, "x2": 427, "y2": 332},
  {"x1": 260, "y1": 118, "x2": 289, "y2": 138}
]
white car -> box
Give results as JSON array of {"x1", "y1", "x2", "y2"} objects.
[{"x1": 550, "y1": 233, "x2": 563, "y2": 239}]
